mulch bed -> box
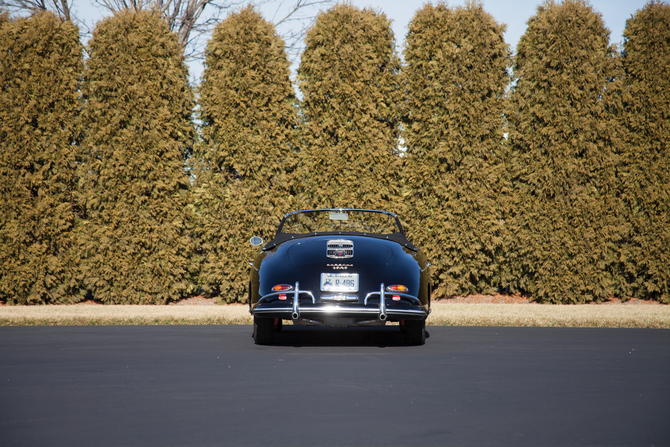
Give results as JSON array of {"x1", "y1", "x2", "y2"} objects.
[
  {"x1": 435, "y1": 294, "x2": 662, "y2": 305},
  {"x1": 0, "y1": 295, "x2": 662, "y2": 306},
  {"x1": 72, "y1": 297, "x2": 220, "y2": 306},
  {"x1": 169, "y1": 296, "x2": 217, "y2": 306}
]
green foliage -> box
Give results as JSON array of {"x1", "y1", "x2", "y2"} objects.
[
  {"x1": 78, "y1": 9, "x2": 196, "y2": 304},
  {"x1": 618, "y1": 1, "x2": 670, "y2": 303},
  {"x1": 506, "y1": 0, "x2": 623, "y2": 303},
  {"x1": 0, "y1": 11, "x2": 83, "y2": 304},
  {"x1": 296, "y1": 3, "x2": 403, "y2": 211},
  {"x1": 402, "y1": 1, "x2": 512, "y2": 297},
  {"x1": 3, "y1": 2, "x2": 667, "y2": 306},
  {"x1": 193, "y1": 6, "x2": 298, "y2": 302}
]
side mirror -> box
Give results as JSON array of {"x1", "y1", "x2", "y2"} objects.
[{"x1": 250, "y1": 236, "x2": 263, "y2": 246}]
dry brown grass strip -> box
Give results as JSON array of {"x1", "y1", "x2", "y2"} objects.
[
  {"x1": 428, "y1": 303, "x2": 670, "y2": 328},
  {"x1": 0, "y1": 302, "x2": 668, "y2": 328},
  {"x1": 0, "y1": 304, "x2": 253, "y2": 326}
]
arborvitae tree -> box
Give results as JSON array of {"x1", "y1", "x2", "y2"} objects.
[
  {"x1": 618, "y1": 1, "x2": 670, "y2": 303},
  {"x1": 296, "y1": 3, "x2": 403, "y2": 210},
  {"x1": 402, "y1": 1, "x2": 511, "y2": 297},
  {"x1": 193, "y1": 6, "x2": 298, "y2": 302},
  {"x1": 79, "y1": 9, "x2": 196, "y2": 304},
  {"x1": 506, "y1": 0, "x2": 623, "y2": 303},
  {"x1": 0, "y1": 11, "x2": 83, "y2": 304}
]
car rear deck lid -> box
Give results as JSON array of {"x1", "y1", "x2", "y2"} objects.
[{"x1": 286, "y1": 237, "x2": 393, "y2": 265}]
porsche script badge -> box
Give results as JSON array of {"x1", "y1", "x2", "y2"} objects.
[{"x1": 327, "y1": 264, "x2": 352, "y2": 270}]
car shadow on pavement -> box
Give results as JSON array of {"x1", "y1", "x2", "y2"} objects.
[{"x1": 267, "y1": 325, "x2": 430, "y2": 347}]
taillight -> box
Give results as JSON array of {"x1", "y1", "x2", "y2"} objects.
[
  {"x1": 272, "y1": 284, "x2": 293, "y2": 292},
  {"x1": 387, "y1": 285, "x2": 408, "y2": 292}
]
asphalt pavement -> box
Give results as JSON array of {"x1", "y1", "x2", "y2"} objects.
[{"x1": 1, "y1": 325, "x2": 669, "y2": 446}]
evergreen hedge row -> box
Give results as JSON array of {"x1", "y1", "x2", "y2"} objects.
[
  {"x1": 77, "y1": 9, "x2": 196, "y2": 304},
  {"x1": 1, "y1": 1, "x2": 669, "y2": 304},
  {"x1": 193, "y1": 6, "x2": 298, "y2": 302},
  {"x1": 402, "y1": 2, "x2": 511, "y2": 298},
  {"x1": 296, "y1": 4, "x2": 404, "y2": 212},
  {"x1": 617, "y1": 0, "x2": 670, "y2": 303},
  {"x1": 0, "y1": 11, "x2": 83, "y2": 304},
  {"x1": 505, "y1": 0, "x2": 624, "y2": 303}
]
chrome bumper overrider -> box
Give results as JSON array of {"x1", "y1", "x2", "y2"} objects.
[
  {"x1": 363, "y1": 283, "x2": 422, "y2": 321},
  {"x1": 257, "y1": 281, "x2": 316, "y2": 320},
  {"x1": 253, "y1": 281, "x2": 426, "y2": 323}
]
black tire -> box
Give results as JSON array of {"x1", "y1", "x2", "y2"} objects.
[
  {"x1": 404, "y1": 319, "x2": 426, "y2": 345},
  {"x1": 253, "y1": 316, "x2": 275, "y2": 345}
]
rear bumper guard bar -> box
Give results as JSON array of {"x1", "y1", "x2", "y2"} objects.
[
  {"x1": 257, "y1": 282, "x2": 315, "y2": 320},
  {"x1": 257, "y1": 282, "x2": 421, "y2": 322},
  {"x1": 364, "y1": 284, "x2": 421, "y2": 321}
]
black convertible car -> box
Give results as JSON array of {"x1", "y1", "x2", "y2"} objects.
[{"x1": 248, "y1": 209, "x2": 431, "y2": 345}]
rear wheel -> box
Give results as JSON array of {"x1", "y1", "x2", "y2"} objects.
[
  {"x1": 404, "y1": 319, "x2": 425, "y2": 345},
  {"x1": 253, "y1": 316, "x2": 275, "y2": 344}
]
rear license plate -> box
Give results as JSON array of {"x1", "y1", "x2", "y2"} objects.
[{"x1": 320, "y1": 273, "x2": 359, "y2": 292}]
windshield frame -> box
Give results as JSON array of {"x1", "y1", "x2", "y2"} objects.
[
  {"x1": 263, "y1": 209, "x2": 416, "y2": 252},
  {"x1": 276, "y1": 208, "x2": 405, "y2": 236}
]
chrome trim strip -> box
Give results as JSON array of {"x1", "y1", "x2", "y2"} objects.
[
  {"x1": 252, "y1": 307, "x2": 426, "y2": 318},
  {"x1": 252, "y1": 308, "x2": 296, "y2": 314}
]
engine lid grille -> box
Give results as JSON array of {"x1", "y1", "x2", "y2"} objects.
[{"x1": 327, "y1": 239, "x2": 354, "y2": 259}]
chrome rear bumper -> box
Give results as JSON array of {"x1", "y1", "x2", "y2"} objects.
[{"x1": 252, "y1": 281, "x2": 427, "y2": 325}]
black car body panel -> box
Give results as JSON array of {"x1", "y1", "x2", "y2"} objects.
[{"x1": 249, "y1": 209, "x2": 430, "y2": 344}]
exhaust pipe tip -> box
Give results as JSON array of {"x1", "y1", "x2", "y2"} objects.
[
  {"x1": 379, "y1": 313, "x2": 387, "y2": 321},
  {"x1": 292, "y1": 312, "x2": 299, "y2": 320}
]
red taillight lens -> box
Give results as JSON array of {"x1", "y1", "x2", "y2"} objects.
[
  {"x1": 279, "y1": 294, "x2": 287, "y2": 300},
  {"x1": 272, "y1": 284, "x2": 293, "y2": 292},
  {"x1": 392, "y1": 295, "x2": 401, "y2": 301},
  {"x1": 387, "y1": 285, "x2": 408, "y2": 292}
]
